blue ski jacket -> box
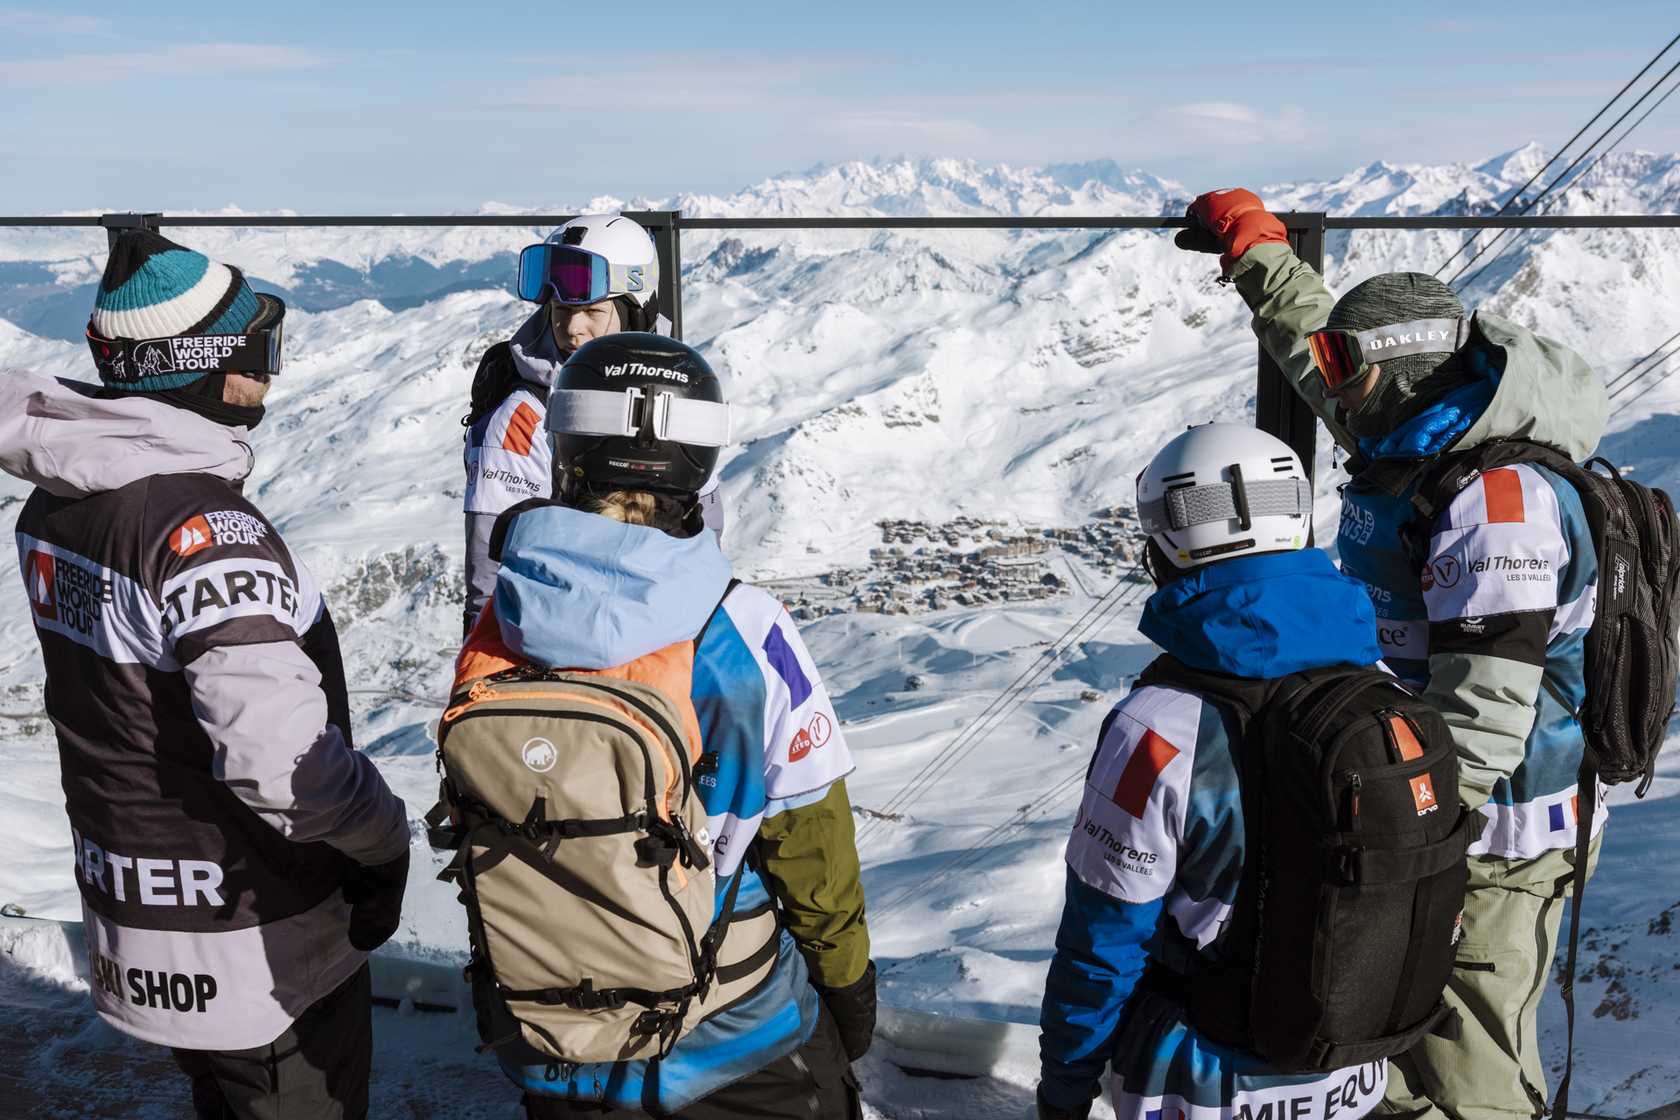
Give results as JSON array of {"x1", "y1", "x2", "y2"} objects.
[{"x1": 1039, "y1": 549, "x2": 1392, "y2": 1120}]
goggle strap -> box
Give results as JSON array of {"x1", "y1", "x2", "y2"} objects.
[
  {"x1": 548, "y1": 387, "x2": 640, "y2": 438},
  {"x1": 1349, "y1": 317, "x2": 1470, "y2": 362},
  {"x1": 1139, "y1": 477, "x2": 1310, "y2": 533},
  {"x1": 550, "y1": 387, "x2": 731, "y2": 447},
  {"x1": 656, "y1": 396, "x2": 731, "y2": 447},
  {"x1": 86, "y1": 324, "x2": 283, "y2": 381}
]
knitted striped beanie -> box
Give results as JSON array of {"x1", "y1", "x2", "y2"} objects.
[{"x1": 91, "y1": 231, "x2": 280, "y2": 392}]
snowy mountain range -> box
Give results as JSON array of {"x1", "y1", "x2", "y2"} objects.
[{"x1": 2, "y1": 146, "x2": 1679, "y2": 1116}]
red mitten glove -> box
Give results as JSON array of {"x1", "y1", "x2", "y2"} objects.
[{"x1": 1174, "y1": 188, "x2": 1289, "y2": 275}]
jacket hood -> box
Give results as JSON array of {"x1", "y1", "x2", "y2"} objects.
[
  {"x1": 1140, "y1": 550, "x2": 1381, "y2": 679},
  {"x1": 508, "y1": 305, "x2": 566, "y2": 390},
  {"x1": 493, "y1": 503, "x2": 734, "y2": 670},
  {"x1": 1449, "y1": 313, "x2": 1607, "y2": 461},
  {"x1": 0, "y1": 370, "x2": 253, "y2": 499}
]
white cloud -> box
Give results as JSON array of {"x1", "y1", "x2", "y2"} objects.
[
  {"x1": 1174, "y1": 101, "x2": 1261, "y2": 125},
  {"x1": 0, "y1": 43, "x2": 326, "y2": 86},
  {"x1": 0, "y1": 7, "x2": 110, "y2": 37}
]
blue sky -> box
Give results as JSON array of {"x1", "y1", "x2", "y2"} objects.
[{"x1": 2, "y1": 0, "x2": 1678, "y2": 212}]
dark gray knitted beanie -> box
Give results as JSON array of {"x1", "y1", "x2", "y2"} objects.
[{"x1": 1327, "y1": 272, "x2": 1467, "y2": 438}]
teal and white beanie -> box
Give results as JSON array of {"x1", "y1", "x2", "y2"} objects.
[{"x1": 90, "y1": 230, "x2": 281, "y2": 392}]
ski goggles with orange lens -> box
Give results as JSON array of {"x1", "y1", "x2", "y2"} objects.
[
  {"x1": 1305, "y1": 317, "x2": 1470, "y2": 391},
  {"x1": 516, "y1": 243, "x2": 650, "y2": 306}
]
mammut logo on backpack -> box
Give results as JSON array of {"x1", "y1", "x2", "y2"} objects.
[{"x1": 521, "y1": 737, "x2": 558, "y2": 773}]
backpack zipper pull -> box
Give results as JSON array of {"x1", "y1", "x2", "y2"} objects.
[{"x1": 1338, "y1": 769, "x2": 1363, "y2": 829}]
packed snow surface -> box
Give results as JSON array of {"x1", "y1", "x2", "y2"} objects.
[{"x1": 3, "y1": 149, "x2": 1680, "y2": 1116}]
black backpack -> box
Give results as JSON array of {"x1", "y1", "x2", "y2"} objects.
[
  {"x1": 1399, "y1": 439, "x2": 1680, "y2": 1117},
  {"x1": 463, "y1": 341, "x2": 544, "y2": 434},
  {"x1": 1138, "y1": 656, "x2": 1473, "y2": 1073}
]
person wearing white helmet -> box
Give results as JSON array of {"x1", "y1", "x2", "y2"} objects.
[
  {"x1": 1034, "y1": 424, "x2": 1450, "y2": 1120},
  {"x1": 460, "y1": 214, "x2": 723, "y2": 634}
]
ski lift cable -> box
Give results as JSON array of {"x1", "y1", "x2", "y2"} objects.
[
  {"x1": 871, "y1": 774, "x2": 1083, "y2": 921},
  {"x1": 1607, "y1": 338, "x2": 1680, "y2": 401},
  {"x1": 1433, "y1": 30, "x2": 1680, "y2": 278},
  {"x1": 858, "y1": 580, "x2": 1135, "y2": 849},
  {"x1": 860, "y1": 570, "x2": 1149, "y2": 849},
  {"x1": 855, "y1": 586, "x2": 1121, "y2": 845},
  {"x1": 1603, "y1": 329, "x2": 1680, "y2": 398},
  {"x1": 1452, "y1": 69, "x2": 1680, "y2": 298},
  {"x1": 872, "y1": 765, "x2": 1089, "y2": 921},
  {"x1": 1553, "y1": 70, "x2": 1680, "y2": 208},
  {"x1": 1446, "y1": 46, "x2": 1680, "y2": 288},
  {"x1": 1609, "y1": 354, "x2": 1680, "y2": 417},
  {"x1": 858, "y1": 561, "x2": 1146, "y2": 841},
  {"x1": 1447, "y1": 49, "x2": 1680, "y2": 290},
  {"x1": 860, "y1": 566, "x2": 1150, "y2": 845}
]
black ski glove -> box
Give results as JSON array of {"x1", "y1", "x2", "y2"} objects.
[
  {"x1": 1035, "y1": 1083, "x2": 1095, "y2": 1120},
  {"x1": 1173, "y1": 214, "x2": 1224, "y2": 255},
  {"x1": 814, "y1": 959, "x2": 877, "y2": 1063},
  {"x1": 343, "y1": 848, "x2": 410, "y2": 952}
]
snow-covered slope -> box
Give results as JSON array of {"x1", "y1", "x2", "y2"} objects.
[{"x1": 2, "y1": 148, "x2": 1679, "y2": 1117}]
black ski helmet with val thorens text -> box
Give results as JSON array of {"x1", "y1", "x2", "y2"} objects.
[{"x1": 548, "y1": 332, "x2": 728, "y2": 496}]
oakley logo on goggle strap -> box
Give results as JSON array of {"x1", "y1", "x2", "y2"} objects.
[
  {"x1": 548, "y1": 387, "x2": 731, "y2": 447},
  {"x1": 1353, "y1": 318, "x2": 1469, "y2": 357}
]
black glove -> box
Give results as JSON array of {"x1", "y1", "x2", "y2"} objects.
[
  {"x1": 343, "y1": 848, "x2": 410, "y2": 952},
  {"x1": 1173, "y1": 216, "x2": 1224, "y2": 255},
  {"x1": 1036, "y1": 1084, "x2": 1095, "y2": 1120},
  {"x1": 814, "y1": 959, "x2": 876, "y2": 1063}
]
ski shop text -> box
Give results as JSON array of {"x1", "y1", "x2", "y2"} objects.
[{"x1": 89, "y1": 946, "x2": 218, "y2": 1014}]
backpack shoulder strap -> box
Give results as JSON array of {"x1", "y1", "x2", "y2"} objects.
[
  {"x1": 694, "y1": 578, "x2": 743, "y2": 651},
  {"x1": 1135, "y1": 654, "x2": 1270, "y2": 722},
  {"x1": 464, "y1": 340, "x2": 538, "y2": 430}
]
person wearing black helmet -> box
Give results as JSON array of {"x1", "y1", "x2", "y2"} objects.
[
  {"x1": 459, "y1": 215, "x2": 724, "y2": 636},
  {"x1": 454, "y1": 333, "x2": 873, "y2": 1119}
]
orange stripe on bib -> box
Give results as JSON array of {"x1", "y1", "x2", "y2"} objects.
[{"x1": 1481, "y1": 468, "x2": 1526, "y2": 524}]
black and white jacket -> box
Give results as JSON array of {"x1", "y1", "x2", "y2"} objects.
[{"x1": 1, "y1": 372, "x2": 409, "y2": 1050}]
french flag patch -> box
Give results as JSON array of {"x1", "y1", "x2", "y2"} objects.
[
  {"x1": 1548, "y1": 795, "x2": 1580, "y2": 832},
  {"x1": 762, "y1": 622, "x2": 812, "y2": 708},
  {"x1": 1110, "y1": 729, "x2": 1180, "y2": 819}
]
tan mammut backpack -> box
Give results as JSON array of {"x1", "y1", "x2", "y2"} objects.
[{"x1": 428, "y1": 600, "x2": 740, "y2": 1062}]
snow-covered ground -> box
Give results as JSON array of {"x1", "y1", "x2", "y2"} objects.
[{"x1": 2, "y1": 148, "x2": 1679, "y2": 1116}]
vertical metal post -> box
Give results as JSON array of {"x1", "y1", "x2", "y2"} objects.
[
  {"x1": 99, "y1": 212, "x2": 160, "y2": 249},
  {"x1": 1253, "y1": 211, "x2": 1326, "y2": 481},
  {"x1": 625, "y1": 209, "x2": 683, "y2": 340}
]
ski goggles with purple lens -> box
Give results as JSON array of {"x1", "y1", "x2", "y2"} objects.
[
  {"x1": 1305, "y1": 317, "x2": 1470, "y2": 391},
  {"x1": 516, "y1": 243, "x2": 650, "y2": 305},
  {"x1": 86, "y1": 315, "x2": 284, "y2": 383}
]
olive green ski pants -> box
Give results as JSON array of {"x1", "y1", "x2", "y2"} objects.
[{"x1": 1379, "y1": 835, "x2": 1601, "y2": 1120}]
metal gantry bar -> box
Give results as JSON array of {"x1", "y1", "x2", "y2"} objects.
[{"x1": 3, "y1": 208, "x2": 1677, "y2": 454}]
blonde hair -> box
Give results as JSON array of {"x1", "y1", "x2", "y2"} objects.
[{"x1": 582, "y1": 489, "x2": 659, "y2": 526}]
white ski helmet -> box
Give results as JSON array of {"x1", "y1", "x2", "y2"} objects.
[
  {"x1": 547, "y1": 214, "x2": 659, "y2": 308},
  {"x1": 1136, "y1": 423, "x2": 1312, "y2": 571}
]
